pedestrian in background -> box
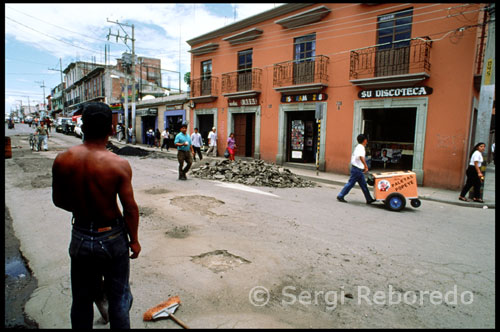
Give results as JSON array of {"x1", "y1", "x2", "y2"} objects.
[
  {"x1": 127, "y1": 126, "x2": 132, "y2": 143},
  {"x1": 226, "y1": 132, "x2": 237, "y2": 161},
  {"x1": 116, "y1": 123, "x2": 123, "y2": 142},
  {"x1": 337, "y1": 134, "x2": 376, "y2": 204},
  {"x1": 155, "y1": 128, "x2": 161, "y2": 148},
  {"x1": 459, "y1": 142, "x2": 486, "y2": 203},
  {"x1": 52, "y1": 102, "x2": 140, "y2": 329},
  {"x1": 35, "y1": 121, "x2": 49, "y2": 151},
  {"x1": 146, "y1": 128, "x2": 154, "y2": 148},
  {"x1": 492, "y1": 142, "x2": 495, "y2": 165},
  {"x1": 161, "y1": 127, "x2": 169, "y2": 151},
  {"x1": 191, "y1": 127, "x2": 203, "y2": 161},
  {"x1": 174, "y1": 122, "x2": 194, "y2": 180},
  {"x1": 206, "y1": 127, "x2": 217, "y2": 157},
  {"x1": 46, "y1": 117, "x2": 52, "y2": 133}
]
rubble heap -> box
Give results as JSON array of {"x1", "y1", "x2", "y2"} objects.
[
  {"x1": 106, "y1": 142, "x2": 167, "y2": 158},
  {"x1": 191, "y1": 159, "x2": 315, "y2": 188}
]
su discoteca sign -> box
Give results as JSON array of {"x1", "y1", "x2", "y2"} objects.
[
  {"x1": 359, "y1": 86, "x2": 433, "y2": 99},
  {"x1": 228, "y1": 97, "x2": 259, "y2": 107}
]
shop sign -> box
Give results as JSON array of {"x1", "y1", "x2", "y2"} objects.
[
  {"x1": 281, "y1": 93, "x2": 328, "y2": 103},
  {"x1": 228, "y1": 97, "x2": 259, "y2": 107},
  {"x1": 359, "y1": 86, "x2": 433, "y2": 99},
  {"x1": 136, "y1": 108, "x2": 158, "y2": 116}
]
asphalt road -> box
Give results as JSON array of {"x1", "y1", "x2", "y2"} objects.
[{"x1": 5, "y1": 123, "x2": 495, "y2": 328}]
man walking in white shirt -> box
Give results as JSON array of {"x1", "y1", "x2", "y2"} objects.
[
  {"x1": 191, "y1": 127, "x2": 203, "y2": 161},
  {"x1": 337, "y1": 134, "x2": 375, "y2": 204},
  {"x1": 206, "y1": 127, "x2": 218, "y2": 157}
]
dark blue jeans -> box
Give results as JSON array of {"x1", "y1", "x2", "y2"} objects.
[
  {"x1": 338, "y1": 166, "x2": 373, "y2": 202},
  {"x1": 69, "y1": 225, "x2": 133, "y2": 329}
]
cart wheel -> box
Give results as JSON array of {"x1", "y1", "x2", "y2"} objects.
[
  {"x1": 366, "y1": 174, "x2": 375, "y2": 186},
  {"x1": 410, "y1": 199, "x2": 421, "y2": 208},
  {"x1": 385, "y1": 193, "x2": 406, "y2": 212}
]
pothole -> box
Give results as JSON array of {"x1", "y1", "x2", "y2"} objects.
[
  {"x1": 145, "y1": 188, "x2": 170, "y2": 195},
  {"x1": 165, "y1": 226, "x2": 190, "y2": 239},
  {"x1": 170, "y1": 195, "x2": 225, "y2": 216},
  {"x1": 191, "y1": 250, "x2": 251, "y2": 273},
  {"x1": 139, "y1": 206, "x2": 156, "y2": 217}
]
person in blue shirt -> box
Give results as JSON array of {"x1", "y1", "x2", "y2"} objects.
[{"x1": 174, "y1": 122, "x2": 194, "y2": 180}]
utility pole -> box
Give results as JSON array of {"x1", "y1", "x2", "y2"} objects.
[
  {"x1": 16, "y1": 100, "x2": 23, "y2": 121},
  {"x1": 35, "y1": 80, "x2": 46, "y2": 119},
  {"x1": 475, "y1": 4, "x2": 495, "y2": 150},
  {"x1": 107, "y1": 19, "x2": 137, "y2": 144},
  {"x1": 49, "y1": 58, "x2": 66, "y2": 117}
]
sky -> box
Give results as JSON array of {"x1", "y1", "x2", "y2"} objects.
[{"x1": 4, "y1": 3, "x2": 283, "y2": 117}]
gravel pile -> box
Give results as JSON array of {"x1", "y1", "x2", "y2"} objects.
[
  {"x1": 191, "y1": 159, "x2": 315, "y2": 188},
  {"x1": 106, "y1": 142, "x2": 167, "y2": 158}
]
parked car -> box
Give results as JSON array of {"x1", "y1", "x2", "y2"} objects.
[
  {"x1": 74, "y1": 118, "x2": 83, "y2": 138},
  {"x1": 55, "y1": 117, "x2": 73, "y2": 133}
]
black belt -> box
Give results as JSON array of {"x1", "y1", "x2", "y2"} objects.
[{"x1": 72, "y1": 216, "x2": 124, "y2": 233}]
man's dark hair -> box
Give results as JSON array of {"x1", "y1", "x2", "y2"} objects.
[
  {"x1": 81, "y1": 102, "x2": 112, "y2": 140},
  {"x1": 357, "y1": 134, "x2": 367, "y2": 144},
  {"x1": 194, "y1": 127, "x2": 198, "y2": 131}
]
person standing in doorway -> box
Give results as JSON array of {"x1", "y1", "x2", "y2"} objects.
[
  {"x1": 206, "y1": 127, "x2": 218, "y2": 157},
  {"x1": 226, "y1": 132, "x2": 237, "y2": 161},
  {"x1": 337, "y1": 134, "x2": 376, "y2": 204},
  {"x1": 35, "y1": 121, "x2": 49, "y2": 151},
  {"x1": 146, "y1": 128, "x2": 155, "y2": 148},
  {"x1": 174, "y1": 122, "x2": 194, "y2": 180},
  {"x1": 52, "y1": 102, "x2": 140, "y2": 329},
  {"x1": 161, "y1": 127, "x2": 169, "y2": 151},
  {"x1": 459, "y1": 142, "x2": 486, "y2": 203},
  {"x1": 127, "y1": 126, "x2": 133, "y2": 144},
  {"x1": 154, "y1": 128, "x2": 161, "y2": 148},
  {"x1": 191, "y1": 127, "x2": 203, "y2": 161}
]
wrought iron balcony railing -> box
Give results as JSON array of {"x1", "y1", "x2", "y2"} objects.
[
  {"x1": 273, "y1": 55, "x2": 329, "y2": 87},
  {"x1": 221, "y1": 68, "x2": 262, "y2": 94},
  {"x1": 350, "y1": 37, "x2": 432, "y2": 80},
  {"x1": 190, "y1": 77, "x2": 219, "y2": 98}
]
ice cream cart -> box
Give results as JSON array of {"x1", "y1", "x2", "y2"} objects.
[{"x1": 366, "y1": 171, "x2": 421, "y2": 212}]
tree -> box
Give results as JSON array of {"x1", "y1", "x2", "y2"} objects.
[{"x1": 184, "y1": 72, "x2": 190, "y2": 85}]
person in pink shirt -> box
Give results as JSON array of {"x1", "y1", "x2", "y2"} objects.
[{"x1": 226, "y1": 133, "x2": 237, "y2": 161}]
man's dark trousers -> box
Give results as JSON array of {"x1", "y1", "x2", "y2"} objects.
[{"x1": 177, "y1": 150, "x2": 193, "y2": 179}]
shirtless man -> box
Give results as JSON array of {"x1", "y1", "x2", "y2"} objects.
[{"x1": 52, "y1": 102, "x2": 140, "y2": 329}]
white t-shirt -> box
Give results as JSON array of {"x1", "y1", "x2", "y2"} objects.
[
  {"x1": 208, "y1": 131, "x2": 217, "y2": 146},
  {"x1": 161, "y1": 130, "x2": 169, "y2": 138},
  {"x1": 470, "y1": 150, "x2": 483, "y2": 167},
  {"x1": 191, "y1": 132, "x2": 203, "y2": 147},
  {"x1": 351, "y1": 144, "x2": 366, "y2": 169}
]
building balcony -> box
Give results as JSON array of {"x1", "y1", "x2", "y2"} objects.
[
  {"x1": 273, "y1": 55, "x2": 329, "y2": 94},
  {"x1": 190, "y1": 77, "x2": 219, "y2": 103},
  {"x1": 349, "y1": 37, "x2": 432, "y2": 89},
  {"x1": 221, "y1": 68, "x2": 262, "y2": 98}
]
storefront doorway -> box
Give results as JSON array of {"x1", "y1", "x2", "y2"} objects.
[
  {"x1": 197, "y1": 114, "x2": 214, "y2": 148},
  {"x1": 362, "y1": 107, "x2": 416, "y2": 171},
  {"x1": 233, "y1": 113, "x2": 255, "y2": 157},
  {"x1": 286, "y1": 111, "x2": 317, "y2": 163},
  {"x1": 141, "y1": 116, "x2": 157, "y2": 144}
]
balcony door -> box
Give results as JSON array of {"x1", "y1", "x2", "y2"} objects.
[
  {"x1": 293, "y1": 34, "x2": 316, "y2": 84},
  {"x1": 375, "y1": 8, "x2": 413, "y2": 77},
  {"x1": 237, "y1": 49, "x2": 253, "y2": 92},
  {"x1": 201, "y1": 60, "x2": 212, "y2": 95}
]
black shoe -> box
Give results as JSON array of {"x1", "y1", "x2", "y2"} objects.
[
  {"x1": 337, "y1": 196, "x2": 347, "y2": 203},
  {"x1": 366, "y1": 199, "x2": 376, "y2": 204}
]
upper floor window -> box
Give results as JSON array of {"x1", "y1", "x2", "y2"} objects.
[
  {"x1": 238, "y1": 49, "x2": 252, "y2": 71},
  {"x1": 377, "y1": 8, "x2": 413, "y2": 50},
  {"x1": 294, "y1": 33, "x2": 316, "y2": 62},
  {"x1": 201, "y1": 60, "x2": 212, "y2": 80}
]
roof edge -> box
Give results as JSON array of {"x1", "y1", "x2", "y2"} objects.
[{"x1": 186, "y1": 3, "x2": 313, "y2": 47}]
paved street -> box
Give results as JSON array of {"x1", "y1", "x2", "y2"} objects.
[{"x1": 5, "y1": 123, "x2": 495, "y2": 328}]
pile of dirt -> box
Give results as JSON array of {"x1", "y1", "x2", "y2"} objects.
[
  {"x1": 106, "y1": 142, "x2": 167, "y2": 158},
  {"x1": 191, "y1": 159, "x2": 315, "y2": 188}
]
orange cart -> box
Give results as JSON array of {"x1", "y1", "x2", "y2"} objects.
[{"x1": 367, "y1": 171, "x2": 421, "y2": 212}]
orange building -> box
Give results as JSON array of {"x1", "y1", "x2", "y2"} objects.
[{"x1": 186, "y1": 3, "x2": 492, "y2": 190}]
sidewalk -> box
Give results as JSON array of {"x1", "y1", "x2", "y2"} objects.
[{"x1": 109, "y1": 137, "x2": 495, "y2": 209}]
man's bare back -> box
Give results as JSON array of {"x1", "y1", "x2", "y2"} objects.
[{"x1": 53, "y1": 143, "x2": 125, "y2": 219}]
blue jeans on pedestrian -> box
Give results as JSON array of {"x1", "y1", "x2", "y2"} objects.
[
  {"x1": 69, "y1": 223, "x2": 133, "y2": 329},
  {"x1": 338, "y1": 166, "x2": 373, "y2": 202}
]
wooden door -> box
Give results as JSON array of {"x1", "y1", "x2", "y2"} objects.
[{"x1": 233, "y1": 114, "x2": 246, "y2": 157}]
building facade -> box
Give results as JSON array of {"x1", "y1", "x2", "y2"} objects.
[{"x1": 187, "y1": 3, "x2": 493, "y2": 190}]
